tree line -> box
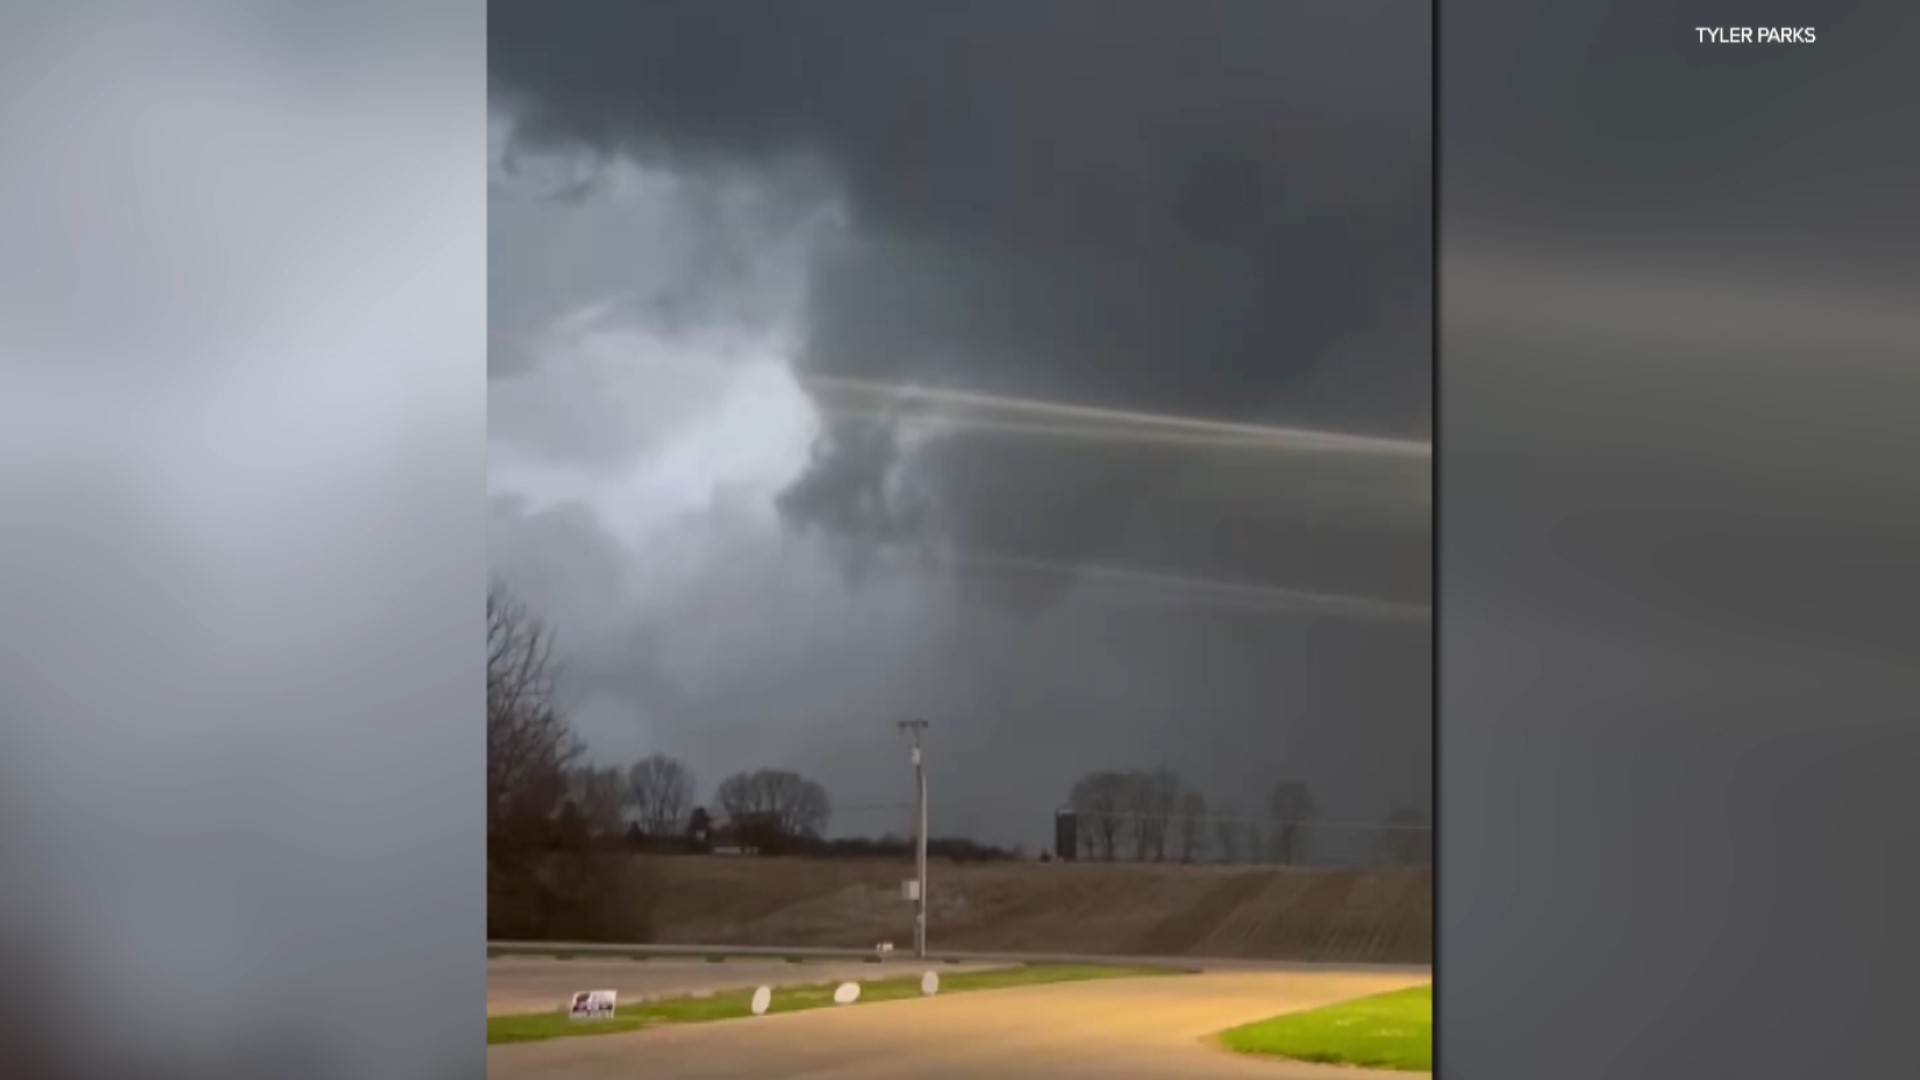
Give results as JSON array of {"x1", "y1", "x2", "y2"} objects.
[
  {"x1": 487, "y1": 581, "x2": 1021, "y2": 939},
  {"x1": 564, "y1": 758, "x2": 1019, "y2": 862},
  {"x1": 487, "y1": 582, "x2": 636, "y2": 940},
  {"x1": 489, "y1": 584, "x2": 856, "y2": 938},
  {"x1": 489, "y1": 579, "x2": 847, "y2": 846},
  {"x1": 489, "y1": 580, "x2": 1426, "y2": 943},
  {"x1": 558, "y1": 755, "x2": 834, "y2": 853},
  {"x1": 1064, "y1": 769, "x2": 1430, "y2": 866}
]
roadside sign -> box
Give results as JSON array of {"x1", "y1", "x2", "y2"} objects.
[{"x1": 568, "y1": 990, "x2": 618, "y2": 1020}]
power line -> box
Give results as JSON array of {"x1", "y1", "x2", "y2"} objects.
[
  {"x1": 830, "y1": 801, "x2": 916, "y2": 816},
  {"x1": 1069, "y1": 810, "x2": 1432, "y2": 832}
]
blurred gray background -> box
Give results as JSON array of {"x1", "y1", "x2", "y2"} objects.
[{"x1": 1443, "y1": 1, "x2": 1920, "y2": 1076}]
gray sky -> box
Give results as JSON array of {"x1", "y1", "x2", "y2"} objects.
[{"x1": 487, "y1": 2, "x2": 1432, "y2": 852}]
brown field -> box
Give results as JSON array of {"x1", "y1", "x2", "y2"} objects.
[{"x1": 641, "y1": 856, "x2": 1432, "y2": 963}]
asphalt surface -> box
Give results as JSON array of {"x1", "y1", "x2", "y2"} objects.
[
  {"x1": 487, "y1": 956, "x2": 1010, "y2": 1016},
  {"x1": 488, "y1": 964, "x2": 1432, "y2": 1079}
]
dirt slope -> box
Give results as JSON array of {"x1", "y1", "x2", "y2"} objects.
[{"x1": 641, "y1": 856, "x2": 1431, "y2": 963}]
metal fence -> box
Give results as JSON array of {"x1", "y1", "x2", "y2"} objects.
[{"x1": 1056, "y1": 809, "x2": 1432, "y2": 868}]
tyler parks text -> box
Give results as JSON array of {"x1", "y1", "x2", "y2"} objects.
[{"x1": 1697, "y1": 27, "x2": 1816, "y2": 44}]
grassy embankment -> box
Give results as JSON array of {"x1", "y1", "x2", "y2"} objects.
[{"x1": 1218, "y1": 984, "x2": 1432, "y2": 1072}]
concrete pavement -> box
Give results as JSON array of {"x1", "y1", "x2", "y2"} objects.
[{"x1": 488, "y1": 965, "x2": 1431, "y2": 1079}]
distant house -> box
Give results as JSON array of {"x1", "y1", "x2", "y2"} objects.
[{"x1": 706, "y1": 820, "x2": 765, "y2": 856}]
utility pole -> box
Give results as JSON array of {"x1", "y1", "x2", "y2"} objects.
[{"x1": 897, "y1": 718, "x2": 930, "y2": 959}]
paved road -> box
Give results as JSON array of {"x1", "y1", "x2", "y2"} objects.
[
  {"x1": 487, "y1": 957, "x2": 1009, "y2": 1016},
  {"x1": 488, "y1": 965, "x2": 1431, "y2": 1079}
]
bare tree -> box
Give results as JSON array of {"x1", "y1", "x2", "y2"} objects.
[
  {"x1": 487, "y1": 583, "x2": 660, "y2": 944},
  {"x1": 1068, "y1": 771, "x2": 1128, "y2": 861},
  {"x1": 486, "y1": 581, "x2": 577, "y2": 846},
  {"x1": 767, "y1": 771, "x2": 831, "y2": 838},
  {"x1": 1103, "y1": 768, "x2": 1183, "y2": 862},
  {"x1": 714, "y1": 773, "x2": 755, "y2": 824},
  {"x1": 1266, "y1": 781, "x2": 1317, "y2": 865},
  {"x1": 1213, "y1": 800, "x2": 1244, "y2": 864},
  {"x1": 566, "y1": 764, "x2": 627, "y2": 838},
  {"x1": 1147, "y1": 768, "x2": 1183, "y2": 861},
  {"x1": 1379, "y1": 805, "x2": 1432, "y2": 866},
  {"x1": 1177, "y1": 788, "x2": 1209, "y2": 863},
  {"x1": 1124, "y1": 771, "x2": 1157, "y2": 860},
  {"x1": 627, "y1": 753, "x2": 696, "y2": 836},
  {"x1": 714, "y1": 768, "x2": 832, "y2": 840}
]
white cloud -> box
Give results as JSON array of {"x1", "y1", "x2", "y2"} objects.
[{"x1": 489, "y1": 323, "x2": 818, "y2": 553}]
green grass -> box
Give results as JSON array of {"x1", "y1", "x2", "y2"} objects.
[
  {"x1": 488, "y1": 1012, "x2": 650, "y2": 1043},
  {"x1": 486, "y1": 945, "x2": 838, "y2": 963},
  {"x1": 488, "y1": 963, "x2": 1182, "y2": 1045},
  {"x1": 1218, "y1": 984, "x2": 1432, "y2": 1072}
]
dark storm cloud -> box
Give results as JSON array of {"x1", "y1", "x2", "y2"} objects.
[
  {"x1": 489, "y1": 2, "x2": 1432, "y2": 846},
  {"x1": 491, "y1": 1, "x2": 1428, "y2": 409},
  {"x1": 492, "y1": 0, "x2": 1431, "y2": 600}
]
